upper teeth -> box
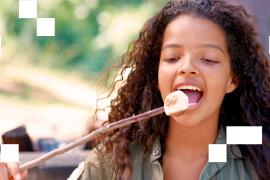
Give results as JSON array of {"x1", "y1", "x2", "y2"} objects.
[{"x1": 177, "y1": 85, "x2": 201, "y2": 91}]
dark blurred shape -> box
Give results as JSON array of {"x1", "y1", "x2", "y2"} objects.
[{"x1": 2, "y1": 126, "x2": 34, "y2": 151}]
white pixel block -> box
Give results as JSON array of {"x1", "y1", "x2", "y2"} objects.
[
  {"x1": 19, "y1": 0, "x2": 37, "y2": 19},
  {"x1": 36, "y1": 18, "x2": 55, "y2": 36},
  {"x1": 0, "y1": 144, "x2": 19, "y2": 163},
  {"x1": 226, "y1": 126, "x2": 262, "y2": 145},
  {"x1": 208, "y1": 144, "x2": 227, "y2": 162}
]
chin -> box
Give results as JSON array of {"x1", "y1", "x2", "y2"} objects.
[{"x1": 170, "y1": 116, "x2": 203, "y2": 127}]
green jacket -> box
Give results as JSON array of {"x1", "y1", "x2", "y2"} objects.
[{"x1": 68, "y1": 128, "x2": 259, "y2": 180}]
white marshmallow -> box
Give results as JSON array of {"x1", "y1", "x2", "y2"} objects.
[{"x1": 164, "y1": 91, "x2": 188, "y2": 116}]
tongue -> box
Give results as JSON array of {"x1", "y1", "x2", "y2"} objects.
[{"x1": 181, "y1": 90, "x2": 202, "y2": 104}]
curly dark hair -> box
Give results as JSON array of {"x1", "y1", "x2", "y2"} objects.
[{"x1": 97, "y1": 0, "x2": 270, "y2": 179}]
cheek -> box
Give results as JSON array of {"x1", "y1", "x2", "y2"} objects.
[
  {"x1": 206, "y1": 70, "x2": 231, "y2": 100},
  {"x1": 158, "y1": 64, "x2": 175, "y2": 99},
  {"x1": 210, "y1": 75, "x2": 228, "y2": 89}
]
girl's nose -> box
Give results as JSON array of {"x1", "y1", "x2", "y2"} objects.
[{"x1": 177, "y1": 56, "x2": 198, "y2": 75}]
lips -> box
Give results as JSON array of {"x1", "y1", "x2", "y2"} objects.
[{"x1": 173, "y1": 83, "x2": 204, "y2": 107}]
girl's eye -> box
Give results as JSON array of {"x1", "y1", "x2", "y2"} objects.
[
  {"x1": 201, "y1": 58, "x2": 219, "y2": 64},
  {"x1": 164, "y1": 57, "x2": 181, "y2": 62}
]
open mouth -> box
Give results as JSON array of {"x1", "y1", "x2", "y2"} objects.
[{"x1": 179, "y1": 89, "x2": 203, "y2": 106}]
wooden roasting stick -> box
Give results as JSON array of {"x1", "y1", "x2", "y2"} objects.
[
  {"x1": 20, "y1": 91, "x2": 188, "y2": 171},
  {"x1": 19, "y1": 107, "x2": 165, "y2": 171}
]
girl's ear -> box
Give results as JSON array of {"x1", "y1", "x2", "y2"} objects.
[{"x1": 226, "y1": 76, "x2": 238, "y2": 93}]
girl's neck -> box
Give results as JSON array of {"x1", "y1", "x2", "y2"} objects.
[{"x1": 164, "y1": 117, "x2": 219, "y2": 160}]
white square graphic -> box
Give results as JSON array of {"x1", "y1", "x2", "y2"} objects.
[
  {"x1": 0, "y1": 144, "x2": 19, "y2": 163},
  {"x1": 208, "y1": 144, "x2": 227, "y2": 162},
  {"x1": 36, "y1": 18, "x2": 55, "y2": 36},
  {"x1": 226, "y1": 126, "x2": 262, "y2": 145},
  {"x1": 19, "y1": 0, "x2": 37, "y2": 19}
]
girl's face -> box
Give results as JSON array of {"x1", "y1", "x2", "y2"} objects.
[{"x1": 158, "y1": 15, "x2": 237, "y2": 127}]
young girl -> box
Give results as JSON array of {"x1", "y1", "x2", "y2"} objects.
[{"x1": 1, "y1": 0, "x2": 269, "y2": 179}]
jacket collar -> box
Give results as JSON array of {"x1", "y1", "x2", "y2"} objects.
[
  {"x1": 216, "y1": 127, "x2": 243, "y2": 159},
  {"x1": 150, "y1": 126, "x2": 243, "y2": 162},
  {"x1": 150, "y1": 138, "x2": 162, "y2": 162}
]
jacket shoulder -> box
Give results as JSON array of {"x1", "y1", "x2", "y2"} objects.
[
  {"x1": 68, "y1": 141, "x2": 148, "y2": 180},
  {"x1": 68, "y1": 147, "x2": 115, "y2": 180}
]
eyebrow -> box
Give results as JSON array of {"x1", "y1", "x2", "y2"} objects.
[
  {"x1": 162, "y1": 44, "x2": 183, "y2": 51},
  {"x1": 198, "y1": 43, "x2": 225, "y2": 55},
  {"x1": 162, "y1": 43, "x2": 225, "y2": 55}
]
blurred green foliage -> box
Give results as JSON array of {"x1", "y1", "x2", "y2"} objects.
[{"x1": 0, "y1": 0, "x2": 167, "y2": 78}]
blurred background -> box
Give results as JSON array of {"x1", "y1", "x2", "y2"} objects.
[
  {"x1": 0, "y1": 0, "x2": 167, "y2": 144},
  {"x1": 0, "y1": 0, "x2": 269, "y2": 179}
]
